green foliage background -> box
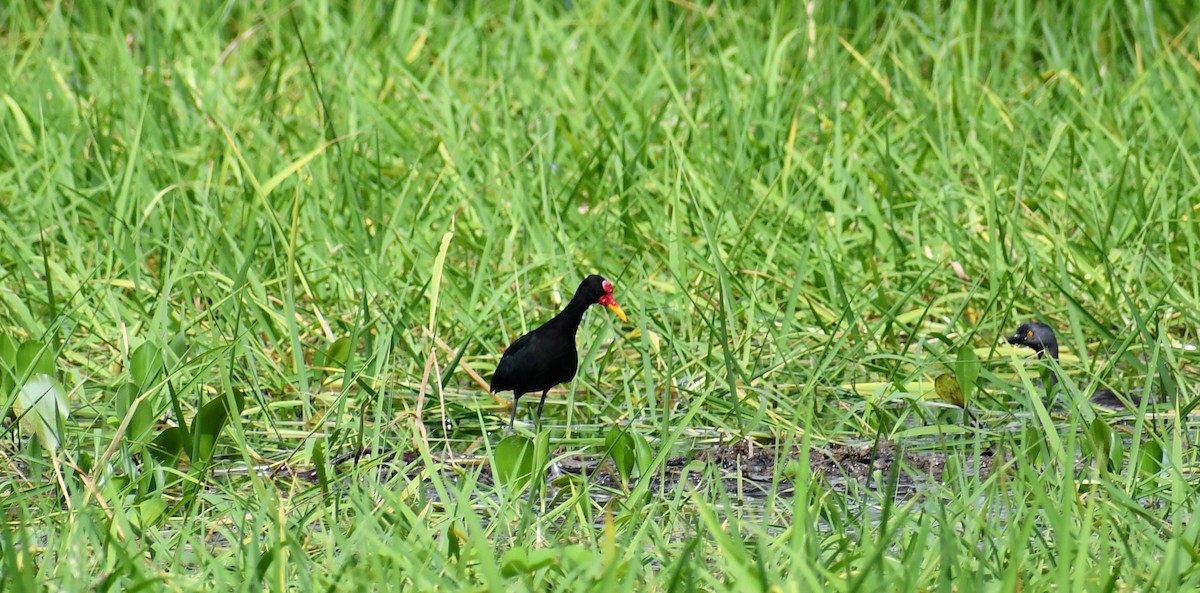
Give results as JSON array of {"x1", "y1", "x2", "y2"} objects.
[{"x1": 3, "y1": 1, "x2": 1199, "y2": 590}]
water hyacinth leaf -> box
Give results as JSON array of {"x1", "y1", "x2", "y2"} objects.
[
  {"x1": 190, "y1": 390, "x2": 246, "y2": 465},
  {"x1": 10, "y1": 339, "x2": 66, "y2": 452},
  {"x1": 560, "y1": 545, "x2": 596, "y2": 570},
  {"x1": 130, "y1": 342, "x2": 163, "y2": 389},
  {"x1": 138, "y1": 497, "x2": 168, "y2": 528},
  {"x1": 954, "y1": 343, "x2": 980, "y2": 404},
  {"x1": 116, "y1": 382, "x2": 154, "y2": 445},
  {"x1": 1107, "y1": 430, "x2": 1125, "y2": 472},
  {"x1": 319, "y1": 337, "x2": 354, "y2": 371},
  {"x1": 1139, "y1": 441, "x2": 1163, "y2": 476},
  {"x1": 633, "y1": 429, "x2": 654, "y2": 475},
  {"x1": 13, "y1": 374, "x2": 69, "y2": 452},
  {"x1": 499, "y1": 548, "x2": 530, "y2": 577},
  {"x1": 501, "y1": 547, "x2": 559, "y2": 577},
  {"x1": 16, "y1": 340, "x2": 55, "y2": 378},
  {"x1": 605, "y1": 426, "x2": 637, "y2": 483},
  {"x1": 0, "y1": 334, "x2": 16, "y2": 396},
  {"x1": 934, "y1": 373, "x2": 965, "y2": 408},
  {"x1": 494, "y1": 434, "x2": 535, "y2": 489},
  {"x1": 168, "y1": 331, "x2": 189, "y2": 363},
  {"x1": 149, "y1": 426, "x2": 184, "y2": 465}
]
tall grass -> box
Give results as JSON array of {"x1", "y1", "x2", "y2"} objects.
[{"x1": 3, "y1": 0, "x2": 1200, "y2": 590}]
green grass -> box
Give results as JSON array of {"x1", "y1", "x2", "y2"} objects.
[{"x1": 3, "y1": 0, "x2": 1200, "y2": 590}]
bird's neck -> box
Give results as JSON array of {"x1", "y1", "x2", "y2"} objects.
[
  {"x1": 546, "y1": 293, "x2": 593, "y2": 335},
  {"x1": 1038, "y1": 344, "x2": 1061, "y2": 386},
  {"x1": 1036, "y1": 343, "x2": 1060, "y2": 361}
]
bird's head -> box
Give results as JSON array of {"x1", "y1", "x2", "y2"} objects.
[
  {"x1": 581, "y1": 275, "x2": 627, "y2": 322},
  {"x1": 1006, "y1": 321, "x2": 1058, "y2": 358}
]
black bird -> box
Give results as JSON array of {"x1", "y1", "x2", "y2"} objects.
[
  {"x1": 490, "y1": 275, "x2": 628, "y2": 430},
  {"x1": 1006, "y1": 321, "x2": 1142, "y2": 409}
]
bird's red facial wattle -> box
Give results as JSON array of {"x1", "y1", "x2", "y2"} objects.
[{"x1": 597, "y1": 281, "x2": 627, "y2": 322}]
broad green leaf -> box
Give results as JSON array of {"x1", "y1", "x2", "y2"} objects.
[
  {"x1": 954, "y1": 343, "x2": 980, "y2": 405},
  {"x1": 934, "y1": 373, "x2": 964, "y2": 408},
  {"x1": 1088, "y1": 418, "x2": 1112, "y2": 471},
  {"x1": 605, "y1": 426, "x2": 637, "y2": 483},
  {"x1": 137, "y1": 497, "x2": 167, "y2": 528},
  {"x1": 168, "y1": 331, "x2": 189, "y2": 362},
  {"x1": 318, "y1": 336, "x2": 353, "y2": 371},
  {"x1": 130, "y1": 342, "x2": 163, "y2": 388},
  {"x1": 494, "y1": 435, "x2": 535, "y2": 489},
  {"x1": 560, "y1": 545, "x2": 595, "y2": 569},
  {"x1": 149, "y1": 426, "x2": 184, "y2": 465},
  {"x1": 116, "y1": 382, "x2": 154, "y2": 445},
  {"x1": 15, "y1": 340, "x2": 55, "y2": 378},
  {"x1": 1139, "y1": 441, "x2": 1163, "y2": 476},
  {"x1": 633, "y1": 429, "x2": 654, "y2": 475},
  {"x1": 499, "y1": 548, "x2": 528, "y2": 577},
  {"x1": 0, "y1": 334, "x2": 16, "y2": 396},
  {"x1": 13, "y1": 374, "x2": 68, "y2": 452},
  {"x1": 1107, "y1": 430, "x2": 1125, "y2": 473},
  {"x1": 500, "y1": 547, "x2": 559, "y2": 577},
  {"x1": 190, "y1": 390, "x2": 246, "y2": 464}
]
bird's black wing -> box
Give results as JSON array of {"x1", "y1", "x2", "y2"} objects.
[
  {"x1": 490, "y1": 328, "x2": 577, "y2": 395},
  {"x1": 490, "y1": 331, "x2": 538, "y2": 393}
]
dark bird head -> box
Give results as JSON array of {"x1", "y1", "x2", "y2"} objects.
[
  {"x1": 576, "y1": 275, "x2": 627, "y2": 322},
  {"x1": 1006, "y1": 321, "x2": 1059, "y2": 359}
]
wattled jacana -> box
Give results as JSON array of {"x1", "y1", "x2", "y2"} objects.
[
  {"x1": 1006, "y1": 321, "x2": 1142, "y2": 409},
  {"x1": 490, "y1": 275, "x2": 627, "y2": 430}
]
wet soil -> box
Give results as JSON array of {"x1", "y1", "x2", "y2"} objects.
[{"x1": 284, "y1": 438, "x2": 997, "y2": 501}]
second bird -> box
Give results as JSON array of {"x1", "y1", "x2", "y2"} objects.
[
  {"x1": 1006, "y1": 321, "x2": 1142, "y2": 409},
  {"x1": 490, "y1": 275, "x2": 627, "y2": 430}
]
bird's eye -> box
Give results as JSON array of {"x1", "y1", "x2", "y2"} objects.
[
  {"x1": 1026, "y1": 330, "x2": 1034, "y2": 338},
  {"x1": 602, "y1": 279, "x2": 613, "y2": 293}
]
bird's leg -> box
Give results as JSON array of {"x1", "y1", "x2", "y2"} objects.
[
  {"x1": 535, "y1": 389, "x2": 549, "y2": 429},
  {"x1": 508, "y1": 395, "x2": 520, "y2": 433}
]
